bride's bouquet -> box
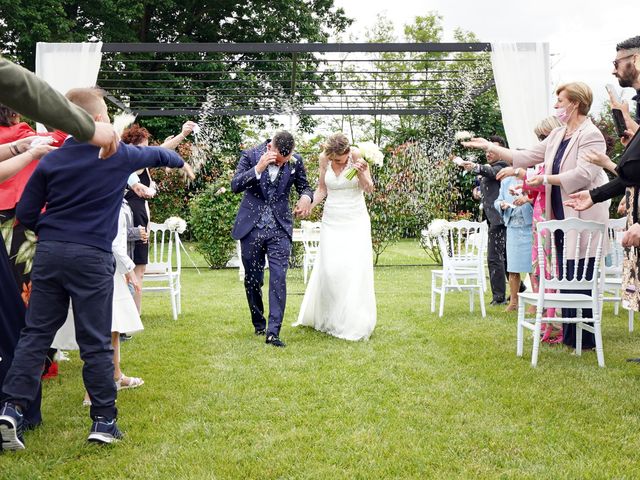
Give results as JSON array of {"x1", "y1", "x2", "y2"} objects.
[{"x1": 344, "y1": 142, "x2": 384, "y2": 180}]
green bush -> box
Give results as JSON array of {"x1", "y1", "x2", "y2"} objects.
[{"x1": 189, "y1": 180, "x2": 241, "y2": 268}]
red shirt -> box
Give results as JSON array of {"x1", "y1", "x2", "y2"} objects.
[{"x1": 0, "y1": 123, "x2": 67, "y2": 211}]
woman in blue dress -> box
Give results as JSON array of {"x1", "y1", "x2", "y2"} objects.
[{"x1": 495, "y1": 175, "x2": 534, "y2": 312}]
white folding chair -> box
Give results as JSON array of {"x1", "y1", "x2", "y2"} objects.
[
  {"x1": 301, "y1": 221, "x2": 321, "y2": 284},
  {"x1": 429, "y1": 220, "x2": 488, "y2": 318},
  {"x1": 602, "y1": 218, "x2": 626, "y2": 317},
  {"x1": 517, "y1": 218, "x2": 606, "y2": 367},
  {"x1": 143, "y1": 221, "x2": 182, "y2": 320}
]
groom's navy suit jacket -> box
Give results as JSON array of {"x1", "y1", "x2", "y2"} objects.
[{"x1": 231, "y1": 141, "x2": 314, "y2": 240}]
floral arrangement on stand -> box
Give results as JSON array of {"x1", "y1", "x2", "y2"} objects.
[
  {"x1": 165, "y1": 216, "x2": 187, "y2": 234},
  {"x1": 420, "y1": 219, "x2": 450, "y2": 265}
]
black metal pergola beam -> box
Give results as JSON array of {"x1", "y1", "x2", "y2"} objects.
[
  {"x1": 101, "y1": 42, "x2": 491, "y2": 54},
  {"x1": 98, "y1": 42, "x2": 494, "y2": 117}
]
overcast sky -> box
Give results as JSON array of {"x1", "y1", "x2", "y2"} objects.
[{"x1": 333, "y1": 0, "x2": 640, "y2": 110}]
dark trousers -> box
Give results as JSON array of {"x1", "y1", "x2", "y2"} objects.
[
  {"x1": 0, "y1": 244, "x2": 42, "y2": 429},
  {"x1": 555, "y1": 232, "x2": 596, "y2": 349},
  {"x1": 2, "y1": 241, "x2": 117, "y2": 419},
  {"x1": 240, "y1": 226, "x2": 291, "y2": 337},
  {"x1": 487, "y1": 223, "x2": 507, "y2": 301}
]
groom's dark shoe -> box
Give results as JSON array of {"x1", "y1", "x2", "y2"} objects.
[
  {"x1": 266, "y1": 334, "x2": 286, "y2": 348},
  {"x1": 254, "y1": 328, "x2": 266, "y2": 336}
]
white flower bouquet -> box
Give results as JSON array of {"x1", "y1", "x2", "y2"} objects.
[
  {"x1": 344, "y1": 142, "x2": 384, "y2": 180},
  {"x1": 166, "y1": 216, "x2": 187, "y2": 234},
  {"x1": 454, "y1": 130, "x2": 475, "y2": 142},
  {"x1": 426, "y1": 219, "x2": 449, "y2": 237}
]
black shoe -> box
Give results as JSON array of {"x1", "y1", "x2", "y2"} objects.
[
  {"x1": 254, "y1": 328, "x2": 266, "y2": 336},
  {"x1": 266, "y1": 334, "x2": 286, "y2": 347},
  {"x1": 87, "y1": 416, "x2": 124, "y2": 444},
  {"x1": 490, "y1": 298, "x2": 507, "y2": 306},
  {"x1": 626, "y1": 357, "x2": 640, "y2": 363},
  {"x1": 120, "y1": 333, "x2": 132, "y2": 342},
  {"x1": 0, "y1": 402, "x2": 25, "y2": 451}
]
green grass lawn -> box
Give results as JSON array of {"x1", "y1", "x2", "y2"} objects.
[{"x1": 2, "y1": 240, "x2": 640, "y2": 479}]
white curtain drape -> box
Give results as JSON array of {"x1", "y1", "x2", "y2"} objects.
[
  {"x1": 35, "y1": 42, "x2": 103, "y2": 132},
  {"x1": 490, "y1": 42, "x2": 551, "y2": 149}
]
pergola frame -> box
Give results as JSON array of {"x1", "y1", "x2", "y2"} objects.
[{"x1": 99, "y1": 42, "x2": 494, "y2": 117}]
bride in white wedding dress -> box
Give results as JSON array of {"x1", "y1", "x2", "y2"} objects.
[{"x1": 293, "y1": 133, "x2": 377, "y2": 340}]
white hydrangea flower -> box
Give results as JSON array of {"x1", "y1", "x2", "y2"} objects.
[
  {"x1": 427, "y1": 219, "x2": 449, "y2": 236},
  {"x1": 166, "y1": 216, "x2": 187, "y2": 234},
  {"x1": 454, "y1": 130, "x2": 475, "y2": 142}
]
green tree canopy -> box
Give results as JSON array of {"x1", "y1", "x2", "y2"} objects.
[{"x1": 1, "y1": 0, "x2": 351, "y2": 68}]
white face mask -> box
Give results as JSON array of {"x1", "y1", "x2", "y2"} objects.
[{"x1": 554, "y1": 104, "x2": 575, "y2": 124}]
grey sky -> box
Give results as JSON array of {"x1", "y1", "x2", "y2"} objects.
[{"x1": 334, "y1": 0, "x2": 640, "y2": 110}]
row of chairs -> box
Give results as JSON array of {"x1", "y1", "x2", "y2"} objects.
[
  {"x1": 147, "y1": 219, "x2": 323, "y2": 321},
  {"x1": 424, "y1": 218, "x2": 630, "y2": 368}
]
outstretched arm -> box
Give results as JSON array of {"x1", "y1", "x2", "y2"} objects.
[
  {"x1": 0, "y1": 56, "x2": 119, "y2": 158},
  {"x1": 161, "y1": 121, "x2": 197, "y2": 150},
  {"x1": 0, "y1": 144, "x2": 56, "y2": 183},
  {"x1": 462, "y1": 137, "x2": 514, "y2": 163}
]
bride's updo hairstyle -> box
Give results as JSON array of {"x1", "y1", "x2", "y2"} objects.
[{"x1": 323, "y1": 132, "x2": 350, "y2": 160}]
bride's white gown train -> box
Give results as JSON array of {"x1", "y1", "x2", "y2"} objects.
[{"x1": 293, "y1": 166, "x2": 376, "y2": 340}]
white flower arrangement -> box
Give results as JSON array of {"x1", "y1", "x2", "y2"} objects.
[
  {"x1": 344, "y1": 142, "x2": 384, "y2": 180},
  {"x1": 454, "y1": 130, "x2": 475, "y2": 142},
  {"x1": 166, "y1": 216, "x2": 187, "y2": 234},
  {"x1": 426, "y1": 218, "x2": 450, "y2": 237}
]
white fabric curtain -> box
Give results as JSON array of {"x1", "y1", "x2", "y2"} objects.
[
  {"x1": 490, "y1": 42, "x2": 551, "y2": 149},
  {"x1": 34, "y1": 42, "x2": 103, "y2": 132}
]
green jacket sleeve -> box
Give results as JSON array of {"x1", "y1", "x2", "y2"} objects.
[{"x1": 0, "y1": 56, "x2": 96, "y2": 141}]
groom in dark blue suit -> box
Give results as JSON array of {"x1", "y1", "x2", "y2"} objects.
[{"x1": 231, "y1": 131, "x2": 314, "y2": 347}]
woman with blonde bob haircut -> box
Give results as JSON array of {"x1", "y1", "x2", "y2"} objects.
[
  {"x1": 463, "y1": 81, "x2": 610, "y2": 351},
  {"x1": 293, "y1": 132, "x2": 377, "y2": 341}
]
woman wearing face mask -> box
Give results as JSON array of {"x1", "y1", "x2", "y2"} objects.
[{"x1": 463, "y1": 82, "x2": 610, "y2": 351}]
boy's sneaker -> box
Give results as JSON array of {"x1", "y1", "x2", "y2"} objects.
[
  {"x1": 87, "y1": 416, "x2": 124, "y2": 444},
  {"x1": 0, "y1": 402, "x2": 25, "y2": 451}
]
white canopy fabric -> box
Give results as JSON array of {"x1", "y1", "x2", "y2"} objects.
[
  {"x1": 34, "y1": 42, "x2": 103, "y2": 132},
  {"x1": 490, "y1": 42, "x2": 551, "y2": 149}
]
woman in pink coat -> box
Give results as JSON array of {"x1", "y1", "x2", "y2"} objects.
[{"x1": 464, "y1": 82, "x2": 610, "y2": 350}]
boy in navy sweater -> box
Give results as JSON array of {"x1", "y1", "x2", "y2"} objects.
[{"x1": 0, "y1": 88, "x2": 193, "y2": 449}]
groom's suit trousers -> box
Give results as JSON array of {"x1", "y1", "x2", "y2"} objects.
[{"x1": 240, "y1": 225, "x2": 291, "y2": 336}]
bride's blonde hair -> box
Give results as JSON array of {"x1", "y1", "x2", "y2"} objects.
[{"x1": 323, "y1": 132, "x2": 351, "y2": 159}]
